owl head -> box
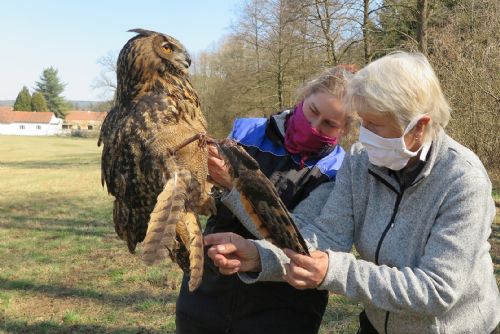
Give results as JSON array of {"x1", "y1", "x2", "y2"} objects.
[{"x1": 118, "y1": 29, "x2": 192, "y2": 82}]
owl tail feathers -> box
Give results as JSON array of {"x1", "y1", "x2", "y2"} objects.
[
  {"x1": 142, "y1": 169, "x2": 191, "y2": 265},
  {"x1": 142, "y1": 170, "x2": 190, "y2": 265},
  {"x1": 175, "y1": 211, "x2": 204, "y2": 292}
]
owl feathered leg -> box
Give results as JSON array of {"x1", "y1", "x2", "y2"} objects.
[
  {"x1": 174, "y1": 211, "x2": 204, "y2": 291},
  {"x1": 141, "y1": 166, "x2": 205, "y2": 291}
]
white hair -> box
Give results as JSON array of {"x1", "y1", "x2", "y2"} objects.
[{"x1": 345, "y1": 52, "x2": 450, "y2": 140}]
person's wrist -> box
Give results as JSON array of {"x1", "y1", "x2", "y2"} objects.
[
  {"x1": 253, "y1": 258, "x2": 262, "y2": 272},
  {"x1": 243, "y1": 243, "x2": 261, "y2": 272},
  {"x1": 222, "y1": 178, "x2": 232, "y2": 190}
]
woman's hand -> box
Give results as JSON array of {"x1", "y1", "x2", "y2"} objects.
[
  {"x1": 204, "y1": 232, "x2": 261, "y2": 275},
  {"x1": 282, "y1": 249, "x2": 329, "y2": 289},
  {"x1": 207, "y1": 144, "x2": 233, "y2": 190}
]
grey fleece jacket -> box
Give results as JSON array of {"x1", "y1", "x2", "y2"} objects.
[{"x1": 221, "y1": 129, "x2": 500, "y2": 334}]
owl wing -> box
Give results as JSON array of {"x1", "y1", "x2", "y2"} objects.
[
  {"x1": 220, "y1": 144, "x2": 310, "y2": 255},
  {"x1": 100, "y1": 103, "x2": 163, "y2": 251},
  {"x1": 236, "y1": 170, "x2": 309, "y2": 255}
]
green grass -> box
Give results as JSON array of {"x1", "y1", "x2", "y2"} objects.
[
  {"x1": 0, "y1": 136, "x2": 181, "y2": 334},
  {"x1": 493, "y1": 188, "x2": 500, "y2": 201},
  {"x1": 0, "y1": 135, "x2": 497, "y2": 334}
]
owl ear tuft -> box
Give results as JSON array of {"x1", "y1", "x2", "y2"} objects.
[{"x1": 128, "y1": 28, "x2": 156, "y2": 37}]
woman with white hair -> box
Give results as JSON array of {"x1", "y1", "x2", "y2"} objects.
[{"x1": 204, "y1": 52, "x2": 500, "y2": 333}]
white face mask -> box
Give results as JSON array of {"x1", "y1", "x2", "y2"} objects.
[{"x1": 359, "y1": 115, "x2": 430, "y2": 171}]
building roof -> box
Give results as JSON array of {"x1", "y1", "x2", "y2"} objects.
[
  {"x1": 0, "y1": 108, "x2": 56, "y2": 124},
  {"x1": 65, "y1": 111, "x2": 107, "y2": 122}
]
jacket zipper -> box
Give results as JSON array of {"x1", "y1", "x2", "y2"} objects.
[
  {"x1": 384, "y1": 311, "x2": 390, "y2": 334},
  {"x1": 369, "y1": 170, "x2": 405, "y2": 334},
  {"x1": 374, "y1": 190, "x2": 404, "y2": 265}
]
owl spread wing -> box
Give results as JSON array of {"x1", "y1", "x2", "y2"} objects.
[{"x1": 217, "y1": 141, "x2": 310, "y2": 256}]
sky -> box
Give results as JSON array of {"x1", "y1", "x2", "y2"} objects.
[{"x1": 0, "y1": 0, "x2": 241, "y2": 101}]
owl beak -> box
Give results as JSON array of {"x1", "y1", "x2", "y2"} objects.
[{"x1": 185, "y1": 53, "x2": 192, "y2": 67}]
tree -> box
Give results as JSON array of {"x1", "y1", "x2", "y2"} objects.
[
  {"x1": 30, "y1": 92, "x2": 49, "y2": 112},
  {"x1": 91, "y1": 51, "x2": 118, "y2": 101},
  {"x1": 35, "y1": 67, "x2": 70, "y2": 118},
  {"x1": 428, "y1": 0, "x2": 499, "y2": 171},
  {"x1": 416, "y1": 0, "x2": 428, "y2": 54},
  {"x1": 13, "y1": 86, "x2": 32, "y2": 111}
]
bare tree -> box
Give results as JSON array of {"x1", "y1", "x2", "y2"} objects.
[
  {"x1": 190, "y1": 0, "x2": 499, "y2": 185},
  {"x1": 91, "y1": 51, "x2": 118, "y2": 101},
  {"x1": 416, "y1": 0, "x2": 428, "y2": 54},
  {"x1": 429, "y1": 0, "x2": 499, "y2": 174}
]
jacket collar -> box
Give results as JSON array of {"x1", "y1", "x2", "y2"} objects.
[{"x1": 266, "y1": 109, "x2": 291, "y2": 143}]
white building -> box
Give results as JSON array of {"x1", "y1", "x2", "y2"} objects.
[{"x1": 0, "y1": 107, "x2": 63, "y2": 136}]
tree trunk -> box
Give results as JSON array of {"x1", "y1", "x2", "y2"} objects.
[
  {"x1": 363, "y1": 0, "x2": 371, "y2": 63},
  {"x1": 417, "y1": 0, "x2": 428, "y2": 54}
]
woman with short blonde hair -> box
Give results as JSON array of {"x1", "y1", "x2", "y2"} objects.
[{"x1": 346, "y1": 52, "x2": 450, "y2": 141}]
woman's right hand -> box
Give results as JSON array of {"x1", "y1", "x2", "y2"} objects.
[
  {"x1": 204, "y1": 232, "x2": 261, "y2": 275},
  {"x1": 207, "y1": 144, "x2": 233, "y2": 190}
]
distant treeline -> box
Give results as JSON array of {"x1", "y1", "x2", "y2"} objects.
[
  {"x1": 1, "y1": 100, "x2": 111, "y2": 113},
  {"x1": 189, "y1": 0, "x2": 499, "y2": 176}
]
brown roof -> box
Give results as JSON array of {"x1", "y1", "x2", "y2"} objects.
[
  {"x1": 0, "y1": 107, "x2": 14, "y2": 123},
  {"x1": 0, "y1": 109, "x2": 55, "y2": 124},
  {"x1": 65, "y1": 111, "x2": 107, "y2": 122}
]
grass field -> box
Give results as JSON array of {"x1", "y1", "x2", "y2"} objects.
[{"x1": 0, "y1": 136, "x2": 498, "y2": 334}]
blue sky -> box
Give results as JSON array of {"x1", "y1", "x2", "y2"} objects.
[{"x1": 0, "y1": 0, "x2": 241, "y2": 101}]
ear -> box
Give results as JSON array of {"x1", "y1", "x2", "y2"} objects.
[
  {"x1": 408, "y1": 115, "x2": 431, "y2": 150},
  {"x1": 415, "y1": 115, "x2": 431, "y2": 137}
]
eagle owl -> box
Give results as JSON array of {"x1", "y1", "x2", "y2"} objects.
[
  {"x1": 99, "y1": 29, "x2": 310, "y2": 291},
  {"x1": 98, "y1": 28, "x2": 213, "y2": 291}
]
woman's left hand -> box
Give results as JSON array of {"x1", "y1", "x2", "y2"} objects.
[{"x1": 282, "y1": 249, "x2": 329, "y2": 289}]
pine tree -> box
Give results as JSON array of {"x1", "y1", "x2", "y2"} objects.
[
  {"x1": 31, "y1": 92, "x2": 49, "y2": 112},
  {"x1": 13, "y1": 86, "x2": 32, "y2": 111},
  {"x1": 35, "y1": 67, "x2": 70, "y2": 118}
]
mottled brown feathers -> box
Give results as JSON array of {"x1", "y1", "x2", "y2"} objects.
[
  {"x1": 99, "y1": 29, "x2": 310, "y2": 292},
  {"x1": 217, "y1": 140, "x2": 310, "y2": 256},
  {"x1": 98, "y1": 29, "x2": 213, "y2": 291}
]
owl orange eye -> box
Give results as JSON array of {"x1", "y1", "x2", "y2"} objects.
[{"x1": 162, "y1": 43, "x2": 173, "y2": 53}]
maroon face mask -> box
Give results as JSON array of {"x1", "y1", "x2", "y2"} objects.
[{"x1": 284, "y1": 100, "x2": 338, "y2": 164}]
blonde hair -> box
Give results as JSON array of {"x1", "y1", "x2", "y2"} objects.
[
  {"x1": 345, "y1": 52, "x2": 450, "y2": 141},
  {"x1": 297, "y1": 65, "x2": 358, "y2": 132}
]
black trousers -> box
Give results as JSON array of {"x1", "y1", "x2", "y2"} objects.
[
  {"x1": 176, "y1": 270, "x2": 328, "y2": 334},
  {"x1": 357, "y1": 311, "x2": 378, "y2": 334}
]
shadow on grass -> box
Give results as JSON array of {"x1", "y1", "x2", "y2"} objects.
[
  {"x1": 0, "y1": 191, "x2": 112, "y2": 233},
  {"x1": 0, "y1": 318, "x2": 173, "y2": 334},
  {"x1": 0, "y1": 277, "x2": 177, "y2": 307}
]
